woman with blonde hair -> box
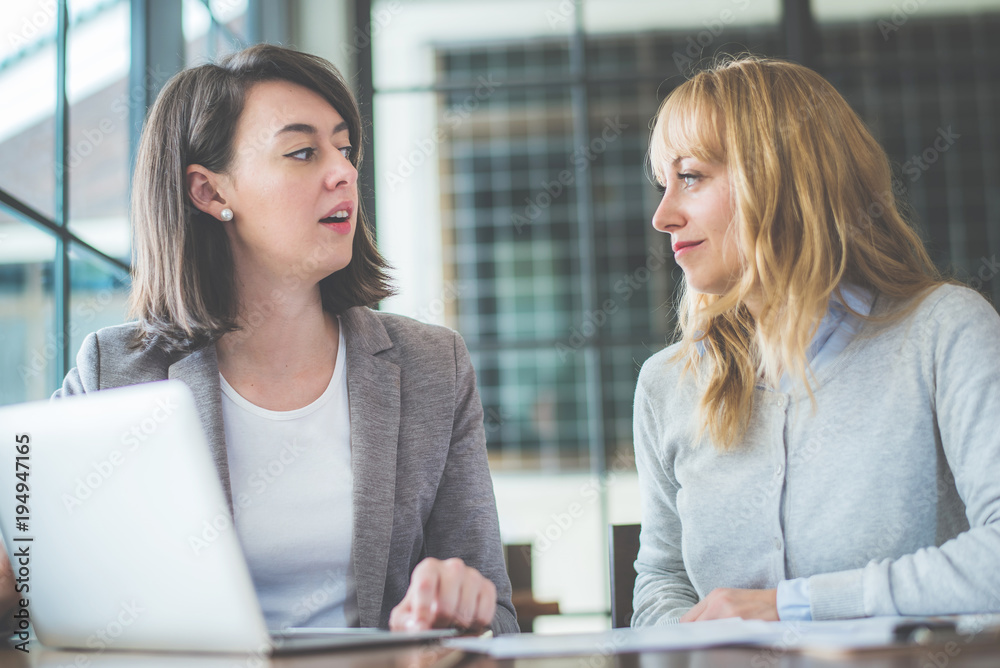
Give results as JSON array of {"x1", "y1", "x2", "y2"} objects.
[{"x1": 633, "y1": 56, "x2": 1000, "y2": 624}]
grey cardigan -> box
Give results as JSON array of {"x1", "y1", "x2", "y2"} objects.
[
  {"x1": 633, "y1": 284, "x2": 1000, "y2": 624},
  {"x1": 54, "y1": 306, "x2": 519, "y2": 634}
]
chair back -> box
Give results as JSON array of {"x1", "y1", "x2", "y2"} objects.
[
  {"x1": 608, "y1": 523, "x2": 641, "y2": 628},
  {"x1": 503, "y1": 543, "x2": 560, "y2": 632}
]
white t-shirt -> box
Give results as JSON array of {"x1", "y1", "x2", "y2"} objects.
[{"x1": 220, "y1": 326, "x2": 356, "y2": 629}]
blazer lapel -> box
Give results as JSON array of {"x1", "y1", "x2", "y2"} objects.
[
  {"x1": 341, "y1": 307, "x2": 400, "y2": 628},
  {"x1": 167, "y1": 345, "x2": 233, "y2": 511}
]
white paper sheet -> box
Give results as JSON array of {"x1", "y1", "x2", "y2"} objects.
[
  {"x1": 444, "y1": 616, "x2": 949, "y2": 658},
  {"x1": 445, "y1": 619, "x2": 771, "y2": 658}
]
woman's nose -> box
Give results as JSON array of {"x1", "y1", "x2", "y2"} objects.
[
  {"x1": 324, "y1": 151, "x2": 358, "y2": 190},
  {"x1": 651, "y1": 188, "x2": 682, "y2": 233}
]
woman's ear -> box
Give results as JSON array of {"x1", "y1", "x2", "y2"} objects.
[{"x1": 186, "y1": 165, "x2": 231, "y2": 221}]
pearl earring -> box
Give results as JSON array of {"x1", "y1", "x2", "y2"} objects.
[{"x1": 220, "y1": 208, "x2": 233, "y2": 221}]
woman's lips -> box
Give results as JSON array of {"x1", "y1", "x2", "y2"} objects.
[
  {"x1": 319, "y1": 202, "x2": 354, "y2": 235},
  {"x1": 672, "y1": 240, "x2": 703, "y2": 258},
  {"x1": 320, "y1": 220, "x2": 352, "y2": 235}
]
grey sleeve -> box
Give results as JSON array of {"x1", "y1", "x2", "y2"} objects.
[
  {"x1": 631, "y1": 375, "x2": 698, "y2": 626},
  {"x1": 421, "y1": 331, "x2": 519, "y2": 635},
  {"x1": 809, "y1": 288, "x2": 1000, "y2": 619},
  {"x1": 52, "y1": 331, "x2": 101, "y2": 398}
]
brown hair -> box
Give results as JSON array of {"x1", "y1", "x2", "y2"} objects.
[
  {"x1": 649, "y1": 56, "x2": 943, "y2": 449},
  {"x1": 128, "y1": 44, "x2": 394, "y2": 353}
]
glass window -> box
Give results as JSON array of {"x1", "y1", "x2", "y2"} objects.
[
  {"x1": 0, "y1": 0, "x2": 59, "y2": 220},
  {"x1": 184, "y1": 0, "x2": 249, "y2": 66},
  {"x1": 0, "y1": 0, "x2": 287, "y2": 410},
  {"x1": 67, "y1": 0, "x2": 131, "y2": 260},
  {"x1": 68, "y1": 242, "x2": 130, "y2": 360},
  {"x1": 0, "y1": 0, "x2": 132, "y2": 406},
  {"x1": 0, "y1": 211, "x2": 57, "y2": 404}
]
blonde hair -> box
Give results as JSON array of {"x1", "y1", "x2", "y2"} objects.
[{"x1": 649, "y1": 56, "x2": 943, "y2": 450}]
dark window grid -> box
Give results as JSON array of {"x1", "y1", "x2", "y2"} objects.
[
  {"x1": 445, "y1": 42, "x2": 576, "y2": 84},
  {"x1": 400, "y1": 11, "x2": 1000, "y2": 474},
  {"x1": 636, "y1": 28, "x2": 782, "y2": 79},
  {"x1": 440, "y1": 104, "x2": 620, "y2": 470},
  {"x1": 449, "y1": 241, "x2": 579, "y2": 306},
  {"x1": 817, "y1": 15, "x2": 1000, "y2": 300},
  {"x1": 391, "y1": 21, "x2": 997, "y2": 96},
  {"x1": 446, "y1": 76, "x2": 680, "y2": 370},
  {"x1": 381, "y1": 67, "x2": 743, "y2": 98},
  {"x1": 593, "y1": 191, "x2": 671, "y2": 325},
  {"x1": 930, "y1": 27, "x2": 970, "y2": 272},
  {"x1": 470, "y1": 347, "x2": 590, "y2": 464},
  {"x1": 586, "y1": 39, "x2": 639, "y2": 76},
  {"x1": 600, "y1": 343, "x2": 672, "y2": 466},
  {"x1": 971, "y1": 23, "x2": 1000, "y2": 306},
  {"x1": 446, "y1": 108, "x2": 584, "y2": 346}
]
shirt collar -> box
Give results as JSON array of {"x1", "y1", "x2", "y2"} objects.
[{"x1": 691, "y1": 285, "x2": 875, "y2": 391}]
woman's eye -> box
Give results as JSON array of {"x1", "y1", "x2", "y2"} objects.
[
  {"x1": 285, "y1": 147, "x2": 316, "y2": 161},
  {"x1": 678, "y1": 173, "x2": 699, "y2": 187},
  {"x1": 338, "y1": 146, "x2": 352, "y2": 159}
]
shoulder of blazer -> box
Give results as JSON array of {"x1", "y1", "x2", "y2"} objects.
[
  {"x1": 341, "y1": 307, "x2": 462, "y2": 361},
  {"x1": 86, "y1": 322, "x2": 175, "y2": 389}
]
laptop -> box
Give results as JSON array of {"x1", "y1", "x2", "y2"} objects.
[{"x1": 0, "y1": 380, "x2": 455, "y2": 654}]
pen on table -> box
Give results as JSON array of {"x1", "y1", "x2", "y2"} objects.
[{"x1": 893, "y1": 619, "x2": 962, "y2": 645}]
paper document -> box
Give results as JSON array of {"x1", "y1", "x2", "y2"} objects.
[
  {"x1": 445, "y1": 619, "x2": 770, "y2": 658},
  {"x1": 445, "y1": 616, "x2": 998, "y2": 658}
]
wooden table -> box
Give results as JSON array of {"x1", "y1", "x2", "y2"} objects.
[{"x1": 3, "y1": 637, "x2": 1000, "y2": 667}]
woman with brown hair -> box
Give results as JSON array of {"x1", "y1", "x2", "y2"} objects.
[
  {"x1": 0, "y1": 44, "x2": 517, "y2": 634},
  {"x1": 633, "y1": 56, "x2": 1000, "y2": 624}
]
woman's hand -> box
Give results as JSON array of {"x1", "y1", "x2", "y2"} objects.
[
  {"x1": 389, "y1": 557, "x2": 496, "y2": 633},
  {"x1": 680, "y1": 588, "x2": 779, "y2": 622}
]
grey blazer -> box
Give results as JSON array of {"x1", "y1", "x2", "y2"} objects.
[{"x1": 55, "y1": 306, "x2": 519, "y2": 634}]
